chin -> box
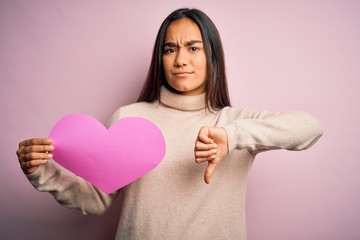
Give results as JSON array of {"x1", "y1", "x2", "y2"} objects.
[{"x1": 168, "y1": 84, "x2": 189, "y2": 92}]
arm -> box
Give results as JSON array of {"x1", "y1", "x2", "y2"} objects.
[
  {"x1": 223, "y1": 109, "x2": 324, "y2": 154},
  {"x1": 195, "y1": 108, "x2": 324, "y2": 183},
  {"x1": 25, "y1": 161, "x2": 118, "y2": 215}
]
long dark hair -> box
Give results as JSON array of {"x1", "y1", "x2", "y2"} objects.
[{"x1": 137, "y1": 8, "x2": 231, "y2": 110}]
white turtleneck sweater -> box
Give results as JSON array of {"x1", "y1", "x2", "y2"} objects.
[{"x1": 26, "y1": 87, "x2": 323, "y2": 240}]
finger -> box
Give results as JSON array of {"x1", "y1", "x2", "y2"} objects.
[
  {"x1": 17, "y1": 144, "x2": 54, "y2": 158},
  {"x1": 21, "y1": 145, "x2": 55, "y2": 154},
  {"x1": 195, "y1": 155, "x2": 216, "y2": 163},
  {"x1": 20, "y1": 138, "x2": 52, "y2": 147},
  {"x1": 204, "y1": 161, "x2": 218, "y2": 184},
  {"x1": 19, "y1": 152, "x2": 53, "y2": 163},
  {"x1": 21, "y1": 159, "x2": 48, "y2": 170},
  {"x1": 195, "y1": 141, "x2": 217, "y2": 151},
  {"x1": 197, "y1": 127, "x2": 214, "y2": 144},
  {"x1": 195, "y1": 149, "x2": 217, "y2": 158}
]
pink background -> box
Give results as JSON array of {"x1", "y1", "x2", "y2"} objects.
[{"x1": 1, "y1": 0, "x2": 359, "y2": 239}]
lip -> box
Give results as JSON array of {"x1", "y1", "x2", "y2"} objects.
[{"x1": 173, "y1": 71, "x2": 193, "y2": 77}]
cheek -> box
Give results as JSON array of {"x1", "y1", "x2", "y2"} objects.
[
  {"x1": 162, "y1": 58, "x2": 174, "y2": 83},
  {"x1": 195, "y1": 55, "x2": 207, "y2": 76},
  {"x1": 162, "y1": 57, "x2": 167, "y2": 70},
  {"x1": 162, "y1": 57, "x2": 173, "y2": 73}
]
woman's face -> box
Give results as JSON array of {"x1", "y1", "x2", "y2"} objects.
[{"x1": 162, "y1": 18, "x2": 207, "y2": 96}]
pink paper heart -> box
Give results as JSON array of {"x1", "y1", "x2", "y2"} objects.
[{"x1": 48, "y1": 114, "x2": 166, "y2": 194}]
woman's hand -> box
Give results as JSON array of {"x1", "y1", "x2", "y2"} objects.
[
  {"x1": 194, "y1": 127, "x2": 228, "y2": 184},
  {"x1": 16, "y1": 138, "x2": 54, "y2": 174}
]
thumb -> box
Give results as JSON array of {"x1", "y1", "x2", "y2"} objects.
[
  {"x1": 204, "y1": 161, "x2": 218, "y2": 184},
  {"x1": 198, "y1": 126, "x2": 214, "y2": 144}
]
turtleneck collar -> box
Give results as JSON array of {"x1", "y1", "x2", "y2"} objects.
[{"x1": 159, "y1": 86, "x2": 206, "y2": 111}]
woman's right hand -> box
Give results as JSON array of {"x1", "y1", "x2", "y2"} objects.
[{"x1": 16, "y1": 138, "x2": 54, "y2": 174}]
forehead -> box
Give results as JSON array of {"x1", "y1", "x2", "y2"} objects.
[{"x1": 164, "y1": 18, "x2": 203, "y2": 42}]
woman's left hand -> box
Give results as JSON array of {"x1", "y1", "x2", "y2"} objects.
[{"x1": 194, "y1": 126, "x2": 228, "y2": 184}]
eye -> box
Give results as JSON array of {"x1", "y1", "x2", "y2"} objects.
[
  {"x1": 190, "y1": 47, "x2": 200, "y2": 52},
  {"x1": 163, "y1": 48, "x2": 175, "y2": 54}
]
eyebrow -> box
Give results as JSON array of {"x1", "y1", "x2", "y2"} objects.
[{"x1": 163, "y1": 40, "x2": 203, "y2": 47}]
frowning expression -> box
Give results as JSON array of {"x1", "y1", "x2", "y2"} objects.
[{"x1": 162, "y1": 18, "x2": 207, "y2": 96}]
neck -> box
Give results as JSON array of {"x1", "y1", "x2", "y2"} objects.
[{"x1": 159, "y1": 86, "x2": 206, "y2": 111}]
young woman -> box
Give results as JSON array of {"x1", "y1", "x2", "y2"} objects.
[{"x1": 16, "y1": 8, "x2": 323, "y2": 239}]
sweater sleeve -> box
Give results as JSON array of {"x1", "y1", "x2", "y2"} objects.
[
  {"x1": 222, "y1": 108, "x2": 324, "y2": 154},
  {"x1": 26, "y1": 162, "x2": 118, "y2": 215},
  {"x1": 25, "y1": 109, "x2": 124, "y2": 215}
]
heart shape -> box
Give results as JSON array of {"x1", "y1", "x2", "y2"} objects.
[{"x1": 48, "y1": 114, "x2": 166, "y2": 194}]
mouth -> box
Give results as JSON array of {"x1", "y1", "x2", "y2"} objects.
[{"x1": 173, "y1": 71, "x2": 194, "y2": 77}]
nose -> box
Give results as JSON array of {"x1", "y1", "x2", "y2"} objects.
[{"x1": 174, "y1": 48, "x2": 188, "y2": 67}]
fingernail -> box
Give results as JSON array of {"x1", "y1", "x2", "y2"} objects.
[
  {"x1": 212, "y1": 150, "x2": 217, "y2": 154},
  {"x1": 48, "y1": 154, "x2": 53, "y2": 158},
  {"x1": 48, "y1": 146, "x2": 54, "y2": 151},
  {"x1": 213, "y1": 144, "x2": 217, "y2": 148}
]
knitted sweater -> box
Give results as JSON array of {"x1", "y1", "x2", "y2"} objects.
[{"x1": 27, "y1": 87, "x2": 323, "y2": 240}]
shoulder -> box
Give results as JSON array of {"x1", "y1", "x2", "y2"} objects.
[
  {"x1": 121, "y1": 101, "x2": 156, "y2": 113},
  {"x1": 107, "y1": 101, "x2": 159, "y2": 126},
  {"x1": 218, "y1": 106, "x2": 271, "y2": 119}
]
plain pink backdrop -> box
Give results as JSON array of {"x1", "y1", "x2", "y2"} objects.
[{"x1": 1, "y1": 0, "x2": 359, "y2": 239}]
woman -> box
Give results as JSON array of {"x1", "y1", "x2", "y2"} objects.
[{"x1": 16, "y1": 8, "x2": 323, "y2": 239}]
